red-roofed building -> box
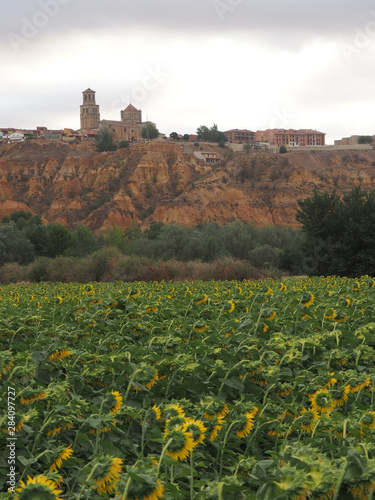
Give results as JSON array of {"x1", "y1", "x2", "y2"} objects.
[
  {"x1": 224, "y1": 129, "x2": 256, "y2": 144},
  {"x1": 255, "y1": 129, "x2": 325, "y2": 146}
]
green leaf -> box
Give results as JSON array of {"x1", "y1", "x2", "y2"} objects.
[{"x1": 219, "y1": 377, "x2": 244, "y2": 391}]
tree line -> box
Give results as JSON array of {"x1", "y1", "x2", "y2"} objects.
[
  {"x1": 0, "y1": 211, "x2": 305, "y2": 273},
  {"x1": 2, "y1": 185, "x2": 374, "y2": 281}
]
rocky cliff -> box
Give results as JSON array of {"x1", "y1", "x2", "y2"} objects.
[{"x1": 0, "y1": 139, "x2": 374, "y2": 231}]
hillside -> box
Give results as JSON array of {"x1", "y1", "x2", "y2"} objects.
[{"x1": 0, "y1": 139, "x2": 375, "y2": 231}]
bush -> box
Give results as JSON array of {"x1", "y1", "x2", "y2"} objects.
[
  {"x1": 358, "y1": 135, "x2": 373, "y2": 144},
  {"x1": 94, "y1": 127, "x2": 117, "y2": 152},
  {"x1": 0, "y1": 262, "x2": 25, "y2": 284},
  {"x1": 118, "y1": 140, "x2": 130, "y2": 149}
]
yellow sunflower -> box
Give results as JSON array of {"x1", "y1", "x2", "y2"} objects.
[
  {"x1": 133, "y1": 365, "x2": 159, "y2": 391},
  {"x1": 50, "y1": 444, "x2": 73, "y2": 473},
  {"x1": 361, "y1": 411, "x2": 375, "y2": 430},
  {"x1": 208, "y1": 415, "x2": 226, "y2": 442},
  {"x1": 309, "y1": 388, "x2": 334, "y2": 414},
  {"x1": 20, "y1": 392, "x2": 47, "y2": 405},
  {"x1": 332, "y1": 385, "x2": 351, "y2": 407},
  {"x1": 236, "y1": 408, "x2": 258, "y2": 438},
  {"x1": 151, "y1": 404, "x2": 162, "y2": 421},
  {"x1": 299, "y1": 408, "x2": 319, "y2": 433},
  {"x1": 351, "y1": 377, "x2": 371, "y2": 393},
  {"x1": 15, "y1": 475, "x2": 64, "y2": 500},
  {"x1": 301, "y1": 293, "x2": 314, "y2": 307},
  {"x1": 203, "y1": 400, "x2": 229, "y2": 420},
  {"x1": 111, "y1": 390, "x2": 123, "y2": 416},
  {"x1": 266, "y1": 311, "x2": 277, "y2": 321},
  {"x1": 196, "y1": 294, "x2": 208, "y2": 305},
  {"x1": 92, "y1": 456, "x2": 123, "y2": 495},
  {"x1": 183, "y1": 418, "x2": 207, "y2": 445},
  {"x1": 49, "y1": 350, "x2": 71, "y2": 362},
  {"x1": 115, "y1": 470, "x2": 164, "y2": 500},
  {"x1": 324, "y1": 309, "x2": 337, "y2": 320},
  {"x1": 227, "y1": 300, "x2": 235, "y2": 313},
  {"x1": 163, "y1": 403, "x2": 185, "y2": 419},
  {"x1": 163, "y1": 426, "x2": 195, "y2": 460}
]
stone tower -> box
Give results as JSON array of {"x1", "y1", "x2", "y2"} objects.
[
  {"x1": 121, "y1": 103, "x2": 142, "y2": 124},
  {"x1": 80, "y1": 88, "x2": 100, "y2": 129}
]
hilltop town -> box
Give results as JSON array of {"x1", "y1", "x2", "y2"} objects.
[
  {"x1": 1, "y1": 89, "x2": 375, "y2": 157},
  {"x1": 1, "y1": 88, "x2": 375, "y2": 233}
]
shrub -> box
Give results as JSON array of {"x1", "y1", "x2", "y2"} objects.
[{"x1": 0, "y1": 262, "x2": 25, "y2": 284}]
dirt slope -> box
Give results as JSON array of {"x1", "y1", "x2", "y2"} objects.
[{"x1": 0, "y1": 139, "x2": 374, "y2": 231}]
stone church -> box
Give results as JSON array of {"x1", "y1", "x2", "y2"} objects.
[{"x1": 80, "y1": 88, "x2": 156, "y2": 142}]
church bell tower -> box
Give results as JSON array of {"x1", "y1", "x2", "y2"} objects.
[{"x1": 80, "y1": 88, "x2": 100, "y2": 130}]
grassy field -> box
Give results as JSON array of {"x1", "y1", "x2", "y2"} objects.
[{"x1": 1, "y1": 277, "x2": 375, "y2": 499}]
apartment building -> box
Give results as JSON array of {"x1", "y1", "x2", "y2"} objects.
[{"x1": 256, "y1": 129, "x2": 325, "y2": 147}]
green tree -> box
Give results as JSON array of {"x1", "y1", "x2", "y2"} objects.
[
  {"x1": 196, "y1": 124, "x2": 227, "y2": 143},
  {"x1": 279, "y1": 145, "x2": 288, "y2": 153},
  {"x1": 358, "y1": 135, "x2": 373, "y2": 144},
  {"x1": 296, "y1": 187, "x2": 375, "y2": 276},
  {"x1": 169, "y1": 132, "x2": 179, "y2": 140},
  {"x1": 94, "y1": 127, "x2": 117, "y2": 152},
  {"x1": 183, "y1": 134, "x2": 190, "y2": 141},
  {"x1": 142, "y1": 124, "x2": 159, "y2": 140},
  {"x1": 66, "y1": 225, "x2": 99, "y2": 257},
  {"x1": 45, "y1": 224, "x2": 73, "y2": 258},
  {"x1": 118, "y1": 140, "x2": 129, "y2": 149},
  {"x1": 0, "y1": 221, "x2": 34, "y2": 265}
]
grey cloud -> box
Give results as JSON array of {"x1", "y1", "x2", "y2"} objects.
[{"x1": 2, "y1": 0, "x2": 375, "y2": 52}]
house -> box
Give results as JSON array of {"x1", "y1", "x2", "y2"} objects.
[
  {"x1": 4, "y1": 132, "x2": 25, "y2": 143},
  {"x1": 194, "y1": 151, "x2": 223, "y2": 164}
]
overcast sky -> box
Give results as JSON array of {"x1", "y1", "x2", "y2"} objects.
[{"x1": 1, "y1": 0, "x2": 375, "y2": 143}]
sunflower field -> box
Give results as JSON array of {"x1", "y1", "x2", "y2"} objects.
[{"x1": 1, "y1": 277, "x2": 375, "y2": 499}]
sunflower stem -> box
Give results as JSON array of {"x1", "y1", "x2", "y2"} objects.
[
  {"x1": 123, "y1": 369, "x2": 142, "y2": 403},
  {"x1": 219, "y1": 420, "x2": 240, "y2": 477},
  {"x1": 121, "y1": 475, "x2": 132, "y2": 500},
  {"x1": 190, "y1": 450, "x2": 194, "y2": 500},
  {"x1": 76, "y1": 463, "x2": 100, "y2": 500},
  {"x1": 156, "y1": 438, "x2": 173, "y2": 478},
  {"x1": 332, "y1": 458, "x2": 348, "y2": 500}
]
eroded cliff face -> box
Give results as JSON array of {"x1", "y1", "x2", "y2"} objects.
[{"x1": 0, "y1": 139, "x2": 375, "y2": 231}]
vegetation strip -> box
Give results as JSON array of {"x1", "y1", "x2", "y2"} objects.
[{"x1": 0, "y1": 277, "x2": 375, "y2": 498}]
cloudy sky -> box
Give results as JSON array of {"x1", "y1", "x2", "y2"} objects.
[{"x1": 1, "y1": 0, "x2": 375, "y2": 143}]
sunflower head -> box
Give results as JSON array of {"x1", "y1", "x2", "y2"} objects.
[
  {"x1": 110, "y1": 390, "x2": 123, "y2": 416},
  {"x1": 133, "y1": 364, "x2": 159, "y2": 391},
  {"x1": 201, "y1": 397, "x2": 229, "y2": 420},
  {"x1": 151, "y1": 404, "x2": 162, "y2": 421},
  {"x1": 163, "y1": 403, "x2": 185, "y2": 419},
  {"x1": 207, "y1": 415, "x2": 226, "y2": 442},
  {"x1": 301, "y1": 293, "x2": 314, "y2": 308},
  {"x1": 15, "y1": 475, "x2": 64, "y2": 500},
  {"x1": 49, "y1": 444, "x2": 73, "y2": 473},
  {"x1": 115, "y1": 464, "x2": 163, "y2": 500},
  {"x1": 235, "y1": 408, "x2": 258, "y2": 438},
  {"x1": 310, "y1": 389, "x2": 334, "y2": 414},
  {"x1": 361, "y1": 411, "x2": 375, "y2": 429},
  {"x1": 299, "y1": 408, "x2": 319, "y2": 433},
  {"x1": 164, "y1": 426, "x2": 195, "y2": 461},
  {"x1": 91, "y1": 455, "x2": 123, "y2": 495},
  {"x1": 166, "y1": 415, "x2": 186, "y2": 429},
  {"x1": 183, "y1": 418, "x2": 207, "y2": 445}
]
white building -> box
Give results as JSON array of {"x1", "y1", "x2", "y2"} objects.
[{"x1": 5, "y1": 132, "x2": 25, "y2": 143}]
